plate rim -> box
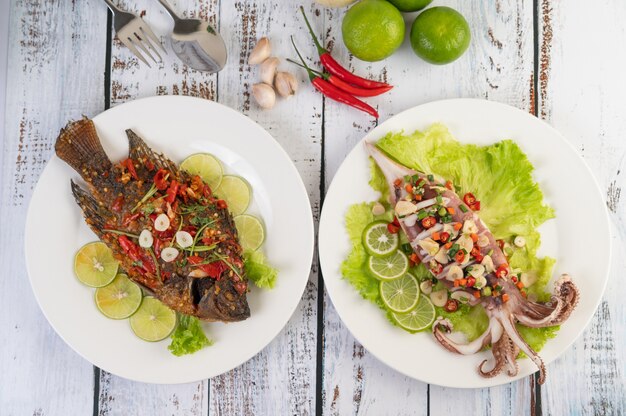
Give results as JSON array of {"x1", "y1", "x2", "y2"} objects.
[
  {"x1": 24, "y1": 95, "x2": 315, "y2": 384},
  {"x1": 319, "y1": 97, "x2": 612, "y2": 388}
]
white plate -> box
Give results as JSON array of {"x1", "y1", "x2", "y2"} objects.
[
  {"x1": 25, "y1": 96, "x2": 314, "y2": 384},
  {"x1": 319, "y1": 99, "x2": 611, "y2": 388}
]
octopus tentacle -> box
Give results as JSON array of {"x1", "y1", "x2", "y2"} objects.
[{"x1": 433, "y1": 316, "x2": 502, "y2": 355}]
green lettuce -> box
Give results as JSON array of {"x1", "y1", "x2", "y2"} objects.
[
  {"x1": 244, "y1": 250, "x2": 278, "y2": 289},
  {"x1": 168, "y1": 315, "x2": 213, "y2": 356},
  {"x1": 341, "y1": 124, "x2": 559, "y2": 352}
]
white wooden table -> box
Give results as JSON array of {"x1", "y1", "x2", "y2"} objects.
[{"x1": 1, "y1": 1, "x2": 624, "y2": 414}]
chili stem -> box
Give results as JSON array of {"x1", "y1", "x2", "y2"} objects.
[
  {"x1": 299, "y1": 6, "x2": 326, "y2": 56},
  {"x1": 287, "y1": 58, "x2": 325, "y2": 77},
  {"x1": 290, "y1": 36, "x2": 316, "y2": 81}
]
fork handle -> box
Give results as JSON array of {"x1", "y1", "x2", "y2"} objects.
[
  {"x1": 157, "y1": 0, "x2": 181, "y2": 23},
  {"x1": 102, "y1": 0, "x2": 123, "y2": 14}
]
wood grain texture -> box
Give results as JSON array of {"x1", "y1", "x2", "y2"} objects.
[
  {"x1": 537, "y1": 1, "x2": 626, "y2": 414},
  {"x1": 208, "y1": 1, "x2": 320, "y2": 414},
  {"x1": 321, "y1": 1, "x2": 535, "y2": 414},
  {"x1": 0, "y1": 1, "x2": 107, "y2": 414}
]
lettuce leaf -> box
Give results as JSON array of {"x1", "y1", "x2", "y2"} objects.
[
  {"x1": 342, "y1": 124, "x2": 560, "y2": 352},
  {"x1": 244, "y1": 250, "x2": 278, "y2": 289},
  {"x1": 168, "y1": 315, "x2": 213, "y2": 356}
]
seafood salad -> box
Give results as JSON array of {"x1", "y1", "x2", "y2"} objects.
[{"x1": 342, "y1": 124, "x2": 579, "y2": 383}]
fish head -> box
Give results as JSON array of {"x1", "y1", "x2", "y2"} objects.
[{"x1": 195, "y1": 277, "x2": 250, "y2": 322}]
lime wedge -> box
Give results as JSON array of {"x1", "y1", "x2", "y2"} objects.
[
  {"x1": 95, "y1": 274, "x2": 142, "y2": 319},
  {"x1": 367, "y1": 250, "x2": 409, "y2": 281},
  {"x1": 74, "y1": 242, "x2": 119, "y2": 287},
  {"x1": 362, "y1": 220, "x2": 399, "y2": 257},
  {"x1": 216, "y1": 175, "x2": 251, "y2": 215},
  {"x1": 234, "y1": 214, "x2": 265, "y2": 251},
  {"x1": 180, "y1": 153, "x2": 223, "y2": 191},
  {"x1": 129, "y1": 297, "x2": 177, "y2": 342},
  {"x1": 392, "y1": 294, "x2": 436, "y2": 332},
  {"x1": 380, "y1": 272, "x2": 420, "y2": 313}
]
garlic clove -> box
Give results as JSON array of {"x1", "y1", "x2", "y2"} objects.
[
  {"x1": 446, "y1": 264, "x2": 463, "y2": 281},
  {"x1": 260, "y1": 57, "x2": 280, "y2": 85},
  {"x1": 160, "y1": 247, "x2": 180, "y2": 263},
  {"x1": 175, "y1": 231, "x2": 193, "y2": 248},
  {"x1": 420, "y1": 280, "x2": 433, "y2": 294},
  {"x1": 451, "y1": 291, "x2": 472, "y2": 304},
  {"x1": 248, "y1": 37, "x2": 271, "y2": 65},
  {"x1": 430, "y1": 289, "x2": 448, "y2": 307},
  {"x1": 371, "y1": 202, "x2": 386, "y2": 216},
  {"x1": 252, "y1": 83, "x2": 276, "y2": 109},
  {"x1": 154, "y1": 213, "x2": 170, "y2": 231},
  {"x1": 139, "y1": 229, "x2": 154, "y2": 248},
  {"x1": 274, "y1": 71, "x2": 298, "y2": 98}
]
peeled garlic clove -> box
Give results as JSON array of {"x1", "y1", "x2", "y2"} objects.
[
  {"x1": 252, "y1": 83, "x2": 276, "y2": 109},
  {"x1": 430, "y1": 289, "x2": 448, "y2": 307},
  {"x1": 175, "y1": 231, "x2": 193, "y2": 248},
  {"x1": 371, "y1": 202, "x2": 386, "y2": 216},
  {"x1": 139, "y1": 229, "x2": 154, "y2": 248},
  {"x1": 260, "y1": 57, "x2": 280, "y2": 85},
  {"x1": 160, "y1": 247, "x2": 180, "y2": 263},
  {"x1": 154, "y1": 213, "x2": 170, "y2": 231},
  {"x1": 248, "y1": 37, "x2": 271, "y2": 65},
  {"x1": 274, "y1": 71, "x2": 298, "y2": 98}
]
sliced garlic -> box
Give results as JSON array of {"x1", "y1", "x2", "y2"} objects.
[
  {"x1": 420, "y1": 280, "x2": 433, "y2": 295},
  {"x1": 430, "y1": 289, "x2": 448, "y2": 307},
  {"x1": 481, "y1": 255, "x2": 495, "y2": 273},
  {"x1": 176, "y1": 231, "x2": 193, "y2": 248},
  {"x1": 514, "y1": 236, "x2": 526, "y2": 247},
  {"x1": 451, "y1": 291, "x2": 471, "y2": 304},
  {"x1": 462, "y1": 219, "x2": 478, "y2": 234},
  {"x1": 446, "y1": 264, "x2": 463, "y2": 281},
  {"x1": 154, "y1": 213, "x2": 170, "y2": 231},
  {"x1": 434, "y1": 246, "x2": 449, "y2": 264},
  {"x1": 417, "y1": 238, "x2": 439, "y2": 256},
  {"x1": 457, "y1": 234, "x2": 474, "y2": 253},
  {"x1": 520, "y1": 272, "x2": 537, "y2": 287},
  {"x1": 443, "y1": 223, "x2": 458, "y2": 239},
  {"x1": 474, "y1": 275, "x2": 487, "y2": 289},
  {"x1": 139, "y1": 229, "x2": 154, "y2": 248},
  {"x1": 477, "y1": 234, "x2": 490, "y2": 247},
  {"x1": 395, "y1": 200, "x2": 417, "y2": 217},
  {"x1": 160, "y1": 247, "x2": 179, "y2": 263},
  {"x1": 467, "y1": 264, "x2": 485, "y2": 278},
  {"x1": 371, "y1": 202, "x2": 386, "y2": 216},
  {"x1": 248, "y1": 37, "x2": 271, "y2": 65},
  {"x1": 403, "y1": 214, "x2": 418, "y2": 227}
]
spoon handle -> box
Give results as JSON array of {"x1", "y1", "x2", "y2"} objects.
[{"x1": 157, "y1": 0, "x2": 181, "y2": 22}]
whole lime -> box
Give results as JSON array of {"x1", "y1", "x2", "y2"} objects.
[
  {"x1": 410, "y1": 6, "x2": 471, "y2": 65},
  {"x1": 387, "y1": 0, "x2": 433, "y2": 13},
  {"x1": 342, "y1": 0, "x2": 405, "y2": 62}
]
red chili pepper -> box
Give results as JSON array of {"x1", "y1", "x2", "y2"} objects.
[
  {"x1": 300, "y1": 7, "x2": 392, "y2": 91},
  {"x1": 421, "y1": 216, "x2": 436, "y2": 229},
  {"x1": 203, "y1": 185, "x2": 212, "y2": 198},
  {"x1": 463, "y1": 193, "x2": 476, "y2": 206},
  {"x1": 217, "y1": 199, "x2": 228, "y2": 209},
  {"x1": 153, "y1": 169, "x2": 169, "y2": 191},
  {"x1": 440, "y1": 232, "x2": 450, "y2": 243},
  {"x1": 444, "y1": 299, "x2": 459, "y2": 312},
  {"x1": 234, "y1": 281, "x2": 248, "y2": 294},
  {"x1": 122, "y1": 158, "x2": 138, "y2": 180},
  {"x1": 430, "y1": 262, "x2": 443, "y2": 275},
  {"x1": 455, "y1": 250, "x2": 466, "y2": 263},
  {"x1": 201, "y1": 261, "x2": 227, "y2": 280},
  {"x1": 466, "y1": 276, "x2": 476, "y2": 287},
  {"x1": 144, "y1": 159, "x2": 155, "y2": 171},
  {"x1": 496, "y1": 239, "x2": 506, "y2": 250},
  {"x1": 470, "y1": 246, "x2": 481, "y2": 258},
  {"x1": 111, "y1": 196, "x2": 124, "y2": 212},
  {"x1": 188, "y1": 255, "x2": 203, "y2": 264},
  {"x1": 122, "y1": 212, "x2": 141, "y2": 227},
  {"x1": 469, "y1": 201, "x2": 481, "y2": 211},
  {"x1": 166, "y1": 180, "x2": 179, "y2": 204},
  {"x1": 387, "y1": 222, "x2": 400, "y2": 234},
  {"x1": 118, "y1": 236, "x2": 141, "y2": 262},
  {"x1": 409, "y1": 253, "x2": 420, "y2": 266},
  {"x1": 495, "y1": 264, "x2": 509, "y2": 279}
]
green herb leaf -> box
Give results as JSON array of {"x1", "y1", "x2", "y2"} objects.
[
  {"x1": 168, "y1": 315, "x2": 213, "y2": 356},
  {"x1": 244, "y1": 250, "x2": 278, "y2": 289}
]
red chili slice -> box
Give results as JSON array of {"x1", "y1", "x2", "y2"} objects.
[
  {"x1": 421, "y1": 216, "x2": 436, "y2": 229},
  {"x1": 122, "y1": 158, "x2": 138, "y2": 180},
  {"x1": 387, "y1": 222, "x2": 400, "y2": 234},
  {"x1": 466, "y1": 276, "x2": 476, "y2": 287},
  {"x1": 111, "y1": 195, "x2": 124, "y2": 212},
  {"x1": 463, "y1": 193, "x2": 477, "y2": 206},
  {"x1": 469, "y1": 201, "x2": 481, "y2": 211},
  {"x1": 495, "y1": 264, "x2": 509, "y2": 279},
  {"x1": 153, "y1": 169, "x2": 169, "y2": 191},
  {"x1": 444, "y1": 299, "x2": 459, "y2": 312},
  {"x1": 455, "y1": 250, "x2": 466, "y2": 263},
  {"x1": 217, "y1": 199, "x2": 228, "y2": 209},
  {"x1": 430, "y1": 262, "x2": 443, "y2": 275},
  {"x1": 439, "y1": 232, "x2": 450, "y2": 243},
  {"x1": 166, "y1": 180, "x2": 179, "y2": 204}
]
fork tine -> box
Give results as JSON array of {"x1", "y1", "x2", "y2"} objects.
[
  {"x1": 131, "y1": 33, "x2": 158, "y2": 65},
  {"x1": 140, "y1": 24, "x2": 166, "y2": 54},
  {"x1": 139, "y1": 27, "x2": 163, "y2": 62},
  {"x1": 123, "y1": 36, "x2": 151, "y2": 68}
]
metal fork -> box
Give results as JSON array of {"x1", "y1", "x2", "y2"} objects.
[{"x1": 103, "y1": 0, "x2": 166, "y2": 67}]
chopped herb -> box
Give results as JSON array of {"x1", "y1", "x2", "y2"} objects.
[
  {"x1": 436, "y1": 195, "x2": 443, "y2": 203},
  {"x1": 412, "y1": 174, "x2": 420, "y2": 183},
  {"x1": 141, "y1": 203, "x2": 155, "y2": 215},
  {"x1": 404, "y1": 175, "x2": 412, "y2": 182},
  {"x1": 417, "y1": 210, "x2": 429, "y2": 220},
  {"x1": 185, "y1": 244, "x2": 217, "y2": 252},
  {"x1": 441, "y1": 215, "x2": 452, "y2": 223},
  {"x1": 132, "y1": 183, "x2": 158, "y2": 213},
  {"x1": 438, "y1": 207, "x2": 447, "y2": 216},
  {"x1": 427, "y1": 174, "x2": 434, "y2": 182},
  {"x1": 454, "y1": 184, "x2": 462, "y2": 193},
  {"x1": 459, "y1": 204, "x2": 468, "y2": 213},
  {"x1": 401, "y1": 243, "x2": 412, "y2": 253},
  {"x1": 103, "y1": 229, "x2": 140, "y2": 239}
]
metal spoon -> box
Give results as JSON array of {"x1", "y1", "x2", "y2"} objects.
[{"x1": 157, "y1": 0, "x2": 227, "y2": 73}]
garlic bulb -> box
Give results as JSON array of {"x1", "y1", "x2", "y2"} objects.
[
  {"x1": 248, "y1": 37, "x2": 271, "y2": 65},
  {"x1": 260, "y1": 57, "x2": 280, "y2": 85},
  {"x1": 274, "y1": 72, "x2": 298, "y2": 98},
  {"x1": 252, "y1": 83, "x2": 276, "y2": 109}
]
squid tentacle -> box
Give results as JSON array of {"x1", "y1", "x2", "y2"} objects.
[
  {"x1": 433, "y1": 316, "x2": 502, "y2": 355},
  {"x1": 514, "y1": 274, "x2": 579, "y2": 328}
]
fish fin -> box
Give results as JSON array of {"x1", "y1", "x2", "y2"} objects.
[
  {"x1": 55, "y1": 119, "x2": 113, "y2": 182},
  {"x1": 70, "y1": 180, "x2": 109, "y2": 236},
  {"x1": 126, "y1": 129, "x2": 179, "y2": 173}
]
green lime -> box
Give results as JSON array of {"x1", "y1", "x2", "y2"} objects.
[
  {"x1": 367, "y1": 250, "x2": 409, "y2": 281},
  {"x1": 234, "y1": 214, "x2": 265, "y2": 251},
  {"x1": 180, "y1": 153, "x2": 223, "y2": 191},
  {"x1": 129, "y1": 297, "x2": 177, "y2": 342},
  {"x1": 216, "y1": 175, "x2": 251, "y2": 216},
  {"x1": 95, "y1": 274, "x2": 142, "y2": 319},
  {"x1": 74, "y1": 242, "x2": 119, "y2": 287},
  {"x1": 392, "y1": 294, "x2": 435, "y2": 332},
  {"x1": 362, "y1": 221, "x2": 399, "y2": 257},
  {"x1": 387, "y1": 0, "x2": 432, "y2": 12},
  {"x1": 410, "y1": 6, "x2": 471, "y2": 65},
  {"x1": 342, "y1": 0, "x2": 405, "y2": 62},
  {"x1": 380, "y1": 272, "x2": 420, "y2": 313}
]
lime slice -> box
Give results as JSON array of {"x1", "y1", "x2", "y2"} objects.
[
  {"x1": 216, "y1": 175, "x2": 251, "y2": 215},
  {"x1": 367, "y1": 250, "x2": 409, "y2": 281},
  {"x1": 74, "y1": 242, "x2": 119, "y2": 287},
  {"x1": 380, "y1": 272, "x2": 420, "y2": 313},
  {"x1": 392, "y1": 294, "x2": 436, "y2": 332},
  {"x1": 95, "y1": 274, "x2": 143, "y2": 319},
  {"x1": 234, "y1": 214, "x2": 265, "y2": 251},
  {"x1": 129, "y1": 297, "x2": 177, "y2": 342},
  {"x1": 362, "y1": 220, "x2": 399, "y2": 257},
  {"x1": 180, "y1": 153, "x2": 223, "y2": 190}
]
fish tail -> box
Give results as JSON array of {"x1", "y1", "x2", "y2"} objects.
[
  {"x1": 126, "y1": 129, "x2": 179, "y2": 173},
  {"x1": 366, "y1": 142, "x2": 417, "y2": 203},
  {"x1": 71, "y1": 180, "x2": 109, "y2": 236},
  {"x1": 55, "y1": 119, "x2": 113, "y2": 183}
]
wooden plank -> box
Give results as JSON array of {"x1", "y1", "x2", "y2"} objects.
[
  {"x1": 208, "y1": 1, "x2": 320, "y2": 415},
  {"x1": 537, "y1": 1, "x2": 626, "y2": 414},
  {"x1": 320, "y1": 1, "x2": 535, "y2": 414},
  {"x1": 0, "y1": 0, "x2": 107, "y2": 414}
]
